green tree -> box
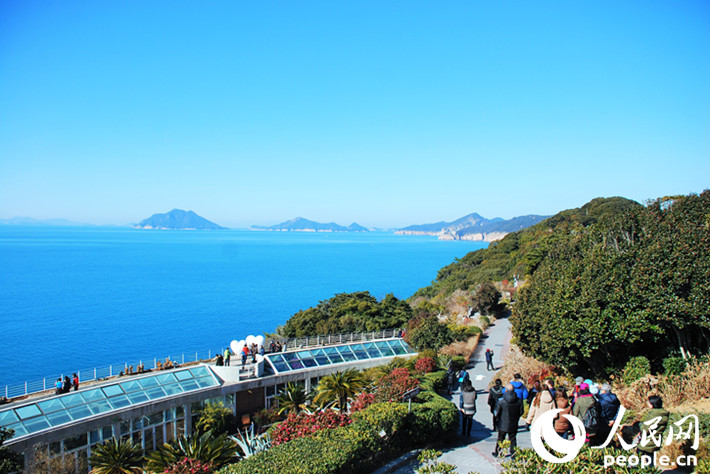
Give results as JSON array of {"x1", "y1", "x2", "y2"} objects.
[
  {"x1": 406, "y1": 314, "x2": 454, "y2": 352},
  {"x1": 313, "y1": 369, "x2": 366, "y2": 412},
  {"x1": 88, "y1": 437, "x2": 143, "y2": 474},
  {"x1": 0, "y1": 428, "x2": 21, "y2": 474},
  {"x1": 275, "y1": 383, "x2": 308, "y2": 415},
  {"x1": 469, "y1": 282, "x2": 502, "y2": 316}
]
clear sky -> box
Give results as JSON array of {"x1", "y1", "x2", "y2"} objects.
[{"x1": 1, "y1": 1, "x2": 708, "y2": 228}]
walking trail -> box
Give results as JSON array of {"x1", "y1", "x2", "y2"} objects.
[{"x1": 379, "y1": 315, "x2": 531, "y2": 474}]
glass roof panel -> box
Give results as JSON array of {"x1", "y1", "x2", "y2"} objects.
[
  {"x1": 162, "y1": 384, "x2": 183, "y2": 396},
  {"x1": 363, "y1": 343, "x2": 383, "y2": 358},
  {"x1": 87, "y1": 399, "x2": 112, "y2": 415},
  {"x1": 336, "y1": 346, "x2": 357, "y2": 361},
  {"x1": 349, "y1": 344, "x2": 370, "y2": 360},
  {"x1": 189, "y1": 366, "x2": 211, "y2": 378},
  {"x1": 145, "y1": 387, "x2": 166, "y2": 400},
  {"x1": 195, "y1": 377, "x2": 217, "y2": 388},
  {"x1": 22, "y1": 416, "x2": 50, "y2": 432},
  {"x1": 68, "y1": 405, "x2": 92, "y2": 420},
  {"x1": 271, "y1": 361, "x2": 290, "y2": 372},
  {"x1": 178, "y1": 380, "x2": 199, "y2": 391},
  {"x1": 175, "y1": 370, "x2": 193, "y2": 381},
  {"x1": 374, "y1": 341, "x2": 395, "y2": 356},
  {"x1": 0, "y1": 411, "x2": 19, "y2": 425},
  {"x1": 119, "y1": 380, "x2": 142, "y2": 393},
  {"x1": 37, "y1": 398, "x2": 65, "y2": 414},
  {"x1": 156, "y1": 373, "x2": 177, "y2": 385},
  {"x1": 300, "y1": 358, "x2": 318, "y2": 368},
  {"x1": 15, "y1": 405, "x2": 41, "y2": 420},
  {"x1": 126, "y1": 391, "x2": 150, "y2": 404},
  {"x1": 61, "y1": 393, "x2": 86, "y2": 408},
  {"x1": 46, "y1": 411, "x2": 72, "y2": 427},
  {"x1": 389, "y1": 340, "x2": 409, "y2": 355},
  {"x1": 138, "y1": 377, "x2": 159, "y2": 388},
  {"x1": 82, "y1": 389, "x2": 106, "y2": 402},
  {"x1": 102, "y1": 385, "x2": 124, "y2": 397},
  {"x1": 108, "y1": 395, "x2": 132, "y2": 409}
]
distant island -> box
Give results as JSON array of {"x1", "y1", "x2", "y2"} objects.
[
  {"x1": 134, "y1": 209, "x2": 226, "y2": 230},
  {"x1": 396, "y1": 212, "x2": 549, "y2": 241},
  {"x1": 251, "y1": 217, "x2": 368, "y2": 233}
]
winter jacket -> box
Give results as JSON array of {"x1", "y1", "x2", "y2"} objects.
[
  {"x1": 637, "y1": 408, "x2": 670, "y2": 454},
  {"x1": 554, "y1": 398, "x2": 572, "y2": 434},
  {"x1": 597, "y1": 392, "x2": 621, "y2": 424},
  {"x1": 460, "y1": 388, "x2": 478, "y2": 415},
  {"x1": 495, "y1": 390, "x2": 524, "y2": 433},
  {"x1": 488, "y1": 385, "x2": 504, "y2": 413},
  {"x1": 572, "y1": 394, "x2": 596, "y2": 421},
  {"x1": 507, "y1": 380, "x2": 528, "y2": 401},
  {"x1": 526, "y1": 390, "x2": 556, "y2": 426}
]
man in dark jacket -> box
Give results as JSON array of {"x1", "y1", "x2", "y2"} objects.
[
  {"x1": 597, "y1": 383, "x2": 621, "y2": 426},
  {"x1": 493, "y1": 384, "x2": 524, "y2": 457}
]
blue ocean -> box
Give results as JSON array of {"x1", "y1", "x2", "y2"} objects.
[{"x1": 0, "y1": 227, "x2": 486, "y2": 387}]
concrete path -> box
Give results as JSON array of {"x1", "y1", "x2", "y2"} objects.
[{"x1": 383, "y1": 315, "x2": 531, "y2": 474}]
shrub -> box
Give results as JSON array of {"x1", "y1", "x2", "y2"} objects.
[
  {"x1": 271, "y1": 410, "x2": 351, "y2": 445},
  {"x1": 419, "y1": 370, "x2": 447, "y2": 393},
  {"x1": 663, "y1": 356, "x2": 687, "y2": 376},
  {"x1": 164, "y1": 458, "x2": 213, "y2": 473},
  {"x1": 374, "y1": 368, "x2": 420, "y2": 403},
  {"x1": 350, "y1": 392, "x2": 376, "y2": 413},
  {"x1": 252, "y1": 407, "x2": 283, "y2": 429},
  {"x1": 623, "y1": 356, "x2": 651, "y2": 383},
  {"x1": 415, "y1": 357, "x2": 437, "y2": 374},
  {"x1": 478, "y1": 314, "x2": 491, "y2": 329}
]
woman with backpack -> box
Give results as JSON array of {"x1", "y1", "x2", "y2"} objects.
[
  {"x1": 459, "y1": 379, "x2": 477, "y2": 436},
  {"x1": 572, "y1": 383, "x2": 600, "y2": 442}
]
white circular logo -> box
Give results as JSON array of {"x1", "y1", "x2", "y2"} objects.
[{"x1": 530, "y1": 409, "x2": 586, "y2": 463}]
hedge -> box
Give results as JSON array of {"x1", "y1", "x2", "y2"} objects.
[{"x1": 217, "y1": 390, "x2": 457, "y2": 474}]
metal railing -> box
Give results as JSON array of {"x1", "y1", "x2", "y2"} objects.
[{"x1": 1, "y1": 329, "x2": 402, "y2": 401}]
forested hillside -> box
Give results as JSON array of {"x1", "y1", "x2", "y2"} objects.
[{"x1": 511, "y1": 191, "x2": 710, "y2": 376}]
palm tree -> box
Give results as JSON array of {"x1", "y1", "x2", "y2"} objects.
[
  {"x1": 143, "y1": 431, "x2": 236, "y2": 472},
  {"x1": 313, "y1": 369, "x2": 365, "y2": 412},
  {"x1": 275, "y1": 382, "x2": 308, "y2": 415},
  {"x1": 88, "y1": 438, "x2": 143, "y2": 474}
]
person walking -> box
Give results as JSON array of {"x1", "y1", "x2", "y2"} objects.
[
  {"x1": 485, "y1": 349, "x2": 495, "y2": 371},
  {"x1": 508, "y1": 373, "x2": 528, "y2": 401},
  {"x1": 459, "y1": 380, "x2": 478, "y2": 436},
  {"x1": 637, "y1": 395, "x2": 669, "y2": 464},
  {"x1": 446, "y1": 367, "x2": 457, "y2": 395},
  {"x1": 223, "y1": 348, "x2": 231, "y2": 367},
  {"x1": 493, "y1": 384, "x2": 524, "y2": 457},
  {"x1": 72, "y1": 373, "x2": 79, "y2": 391},
  {"x1": 525, "y1": 386, "x2": 556, "y2": 428},
  {"x1": 487, "y1": 378, "x2": 504, "y2": 430}
]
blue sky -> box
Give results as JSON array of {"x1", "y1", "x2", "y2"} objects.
[{"x1": 1, "y1": 1, "x2": 708, "y2": 228}]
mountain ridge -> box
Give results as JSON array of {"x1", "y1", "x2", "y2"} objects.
[
  {"x1": 396, "y1": 212, "x2": 549, "y2": 241},
  {"x1": 251, "y1": 217, "x2": 368, "y2": 232}
]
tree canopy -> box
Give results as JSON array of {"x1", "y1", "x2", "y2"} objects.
[
  {"x1": 281, "y1": 292, "x2": 412, "y2": 337},
  {"x1": 511, "y1": 191, "x2": 710, "y2": 376}
]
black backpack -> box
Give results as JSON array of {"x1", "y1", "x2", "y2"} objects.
[{"x1": 582, "y1": 401, "x2": 602, "y2": 435}]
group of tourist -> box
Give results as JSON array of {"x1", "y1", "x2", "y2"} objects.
[
  {"x1": 54, "y1": 373, "x2": 79, "y2": 394},
  {"x1": 216, "y1": 343, "x2": 270, "y2": 367},
  {"x1": 459, "y1": 371, "x2": 670, "y2": 462}
]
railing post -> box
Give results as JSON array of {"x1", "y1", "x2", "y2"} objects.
[
  {"x1": 182, "y1": 354, "x2": 185, "y2": 364},
  {"x1": 109, "y1": 366, "x2": 113, "y2": 377},
  {"x1": 154, "y1": 358, "x2": 157, "y2": 369},
  {"x1": 43, "y1": 378, "x2": 46, "y2": 391},
  {"x1": 94, "y1": 368, "x2": 97, "y2": 380}
]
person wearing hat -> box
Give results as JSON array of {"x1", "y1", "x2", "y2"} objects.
[
  {"x1": 572, "y1": 383, "x2": 597, "y2": 441},
  {"x1": 572, "y1": 376, "x2": 584, "y2": 405}
]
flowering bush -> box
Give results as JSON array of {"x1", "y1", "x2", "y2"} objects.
[
  {"x1": 374, "y1": 368, "x2": 420, "y2": 403},
  {"x1": 271, "y1": 410, "x2": 351, "y2": 445},
  {"x1": 414, "y1": 357, "x2": 436, "y2": 374},
  {"x1": 350, "y1": 392, "x2": 376, "y2": 412},
  {"x1": 164, "y1": 457, "x2": 213, "y2": 473}
]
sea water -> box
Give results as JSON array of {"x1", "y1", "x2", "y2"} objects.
[{"x1": 0, "y1": 226, "x2": 486, "y2": 386}]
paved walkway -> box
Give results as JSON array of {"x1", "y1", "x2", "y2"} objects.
[{"x1": 383, "y1": 315, "x2": 531, "y2": 474}]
